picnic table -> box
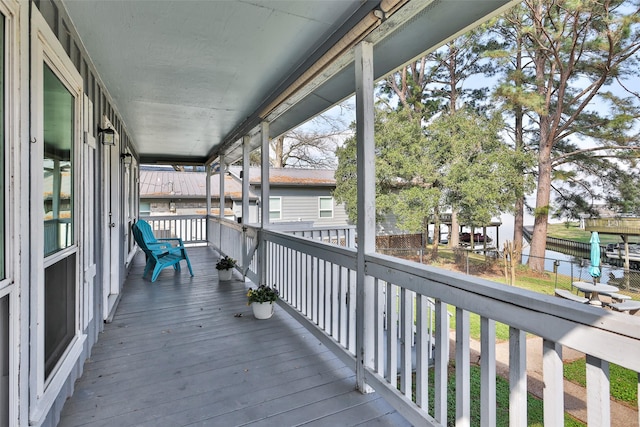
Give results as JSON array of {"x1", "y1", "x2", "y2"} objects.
[{"x1": 572, "y1": 281, "x2": 619, "y2": 306}]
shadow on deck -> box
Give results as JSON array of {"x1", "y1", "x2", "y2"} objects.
[{"x1": 59, "y1": 246, "x2": 410, "y2": 426}]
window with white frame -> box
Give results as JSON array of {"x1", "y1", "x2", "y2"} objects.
[
  {"x1": 0, "y1": 12, "x2": 4, "y2": 282},
  {"x1": 269, "y1": 197, "x2": 281, "y2": 220},
  {"x1": 30, "y1": 10, "x2": 86, "y2": 418},
  {"x1": 319, "y1": 196, "x2": 333, "y2": 218}
]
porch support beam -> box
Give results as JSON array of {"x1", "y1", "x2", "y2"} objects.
[
  {"x1": 260, "y1": 121, "x2": 270, "y2": 285},
  {"x1": 242, "y1": 136, "x2": 250, "y2": 271},
  {"x1": 219, "y1": 153, "x2": 225, "y2": 251},
  {"x1": 206, "y1": 162, "x2": 211, "y2": 243},
  {"x1": 206, "y1": 164, "x2": 211, "y2": 215},
  {"x1": 354, "y1": 40, "x2": 375, "y2": 393}
]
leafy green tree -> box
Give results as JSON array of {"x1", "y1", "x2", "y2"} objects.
[
  {"x1": 334, "y1": 107, "x2": 522, "y2": 259},
  {"x1": 489, "y1": 0, "x2": 640, "y2": 271},
  {"x1": 603, "y1": 167, "x2": 640, "y2": 215},
  {"x1": 379, "y1": 29, "x2": 500, "y2": 247}
]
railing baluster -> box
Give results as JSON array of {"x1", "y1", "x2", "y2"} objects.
[
  {"x1": 415, "y1": 293, "x2": 428, "y2": 409},
  {"x1": 375, "y1": 279, "x2": 385, "y2": 375},
  {"x1": 542, "y1": 339, "x2": 564, "y2": 426},
  {"x1": 480, "y1": 317, "x2": 496, "y2": 427},
  {"x1": 509, "y1": 327, "x2": 527, "y2": 427},
  {"x1": 434, "y1": 299, "x2": 448, "y2": 424},
  {"x1": 456, "y1": 307, "x2": 470, "y2": 427},
  {"x1": 400, "y1": 288, "x2": 413, "y2": 397},
  {"x1": 386, "y1": 282, "x2": 397, "y2": 385},
  {"x1": 586, "y1": 354, "x2": 611, "y2": 426},
  {"x1": 348, "y1": 269, "x2": 357, "y2": 355}
]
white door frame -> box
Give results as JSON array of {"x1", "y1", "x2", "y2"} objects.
[{"x1": 101, "y1": 116, "x2": 120, "y2": 321}]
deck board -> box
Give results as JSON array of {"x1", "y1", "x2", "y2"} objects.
[{"x1": 58, "y1": 246, "x2": 411, "y2": 427}]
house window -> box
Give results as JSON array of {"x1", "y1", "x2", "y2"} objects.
[
  {"x1": 0, "y1": 13, "x2": 4, "y2": 281},
  {"x1": 43, "y1": 63, "x2": 74, "y2": 257},
  {"x1": 269, "y1": 197, "x2": 281, "y2": 220},
  {"x1": 319, "y1": 196, "x2": 334, "y2": 218},
  {"x1": 139, "y1": 202, "x2": 151, "y2": 216},
  {"x1": 43, "y1": 63, "x2": 76, "y2": 380}
]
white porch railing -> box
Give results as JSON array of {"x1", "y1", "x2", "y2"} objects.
[
  {"x1": 140, "y1": 215, "x2": 208, "y2": 245},
  {"x1": 210, "y1": 219, "x2": 640, "y2": 426}
]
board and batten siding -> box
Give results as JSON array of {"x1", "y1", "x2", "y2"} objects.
[{"x1": 269, "y1": 187, "x2": 350, "y2": 227}]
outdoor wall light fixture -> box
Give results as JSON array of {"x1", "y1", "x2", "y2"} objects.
[
  {"x1": 98, "y1": 126, "x2": 116, "y2": 146},
  {"x1": 121, "y1": 153, "x2": 133, "y2": 164}
]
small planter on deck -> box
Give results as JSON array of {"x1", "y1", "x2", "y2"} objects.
[
  {"x1": 216, "y1": 256, "x2": 236, "y2": 281},
  {"x1": 218, "y1": 268, "x2": 233, "y2": 281},
  {"x1": 247, "y1": 285, "x2": 279, "y2": 320},
  {"x1": 251, "y1": 302, "x2": 275, "y2": 319}
]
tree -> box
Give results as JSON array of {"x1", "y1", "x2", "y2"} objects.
[
  {"x1": 334, "y1": 107, "x2": 521, "y2": 259},
  {"x1": 379, "y1": 29, "x2": 499, "y2": 247},
  {"x1": 603, "y1": 167, "x2": 640, "y2": 215},
  {"x1": 491, "y1": 0, "x2": 640, "y2": 272},
  {"x1": 269, "y1": 104, "x2": 352, "y2": 168}
]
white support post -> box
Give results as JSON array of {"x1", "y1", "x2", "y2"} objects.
[
  {"x1": 219, "y1": 154, "x2": 225, "y2": 251},
  {"x1": 354, "y1": 40, "x2": 375, "y2": 394},
  {"x1": 509, "y1": 327, "x2": 527, "y2": 427},
  {"x1": 242, "y1": 136, "x2": 250, "y2": 271},
  {"x1": 542, "y1": 339, "x2": 564, "y2": 426},
  {"x1": 206, "y1": 163, "x2": 211, "y2": 243},
  {"x1": 260, "y1": 122, "x2": 270, "y2": 285}
]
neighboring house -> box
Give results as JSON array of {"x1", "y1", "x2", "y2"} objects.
[
  {"x1": 139, "y1": 167, "x2": 351, "y2": 227},
  {"x1": 138, "y1": 167, "x2": 253, "y2": 221},
  {"x1": 232, "y1": 166, "x2": 350, "y2": 227}
]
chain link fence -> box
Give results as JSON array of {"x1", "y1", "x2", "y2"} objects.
[
  {"x1": 375, "y1": 233, "x2": 640, "y2": 298},
  {"x1": 524, "y1": 253, "x2": 640, "y2": 296}
]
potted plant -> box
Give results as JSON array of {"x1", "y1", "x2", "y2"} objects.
[
  {"x1": 216, "y1": 255, "x2": 236, "y2": 281},
  {"x1": 247, "y1": 285, "x2": 279, "y2": 319}
]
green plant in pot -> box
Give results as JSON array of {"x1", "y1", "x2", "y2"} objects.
[
  {"x1": 247, "y1": 285, "x2": 279, "y2": 319},
  {"x1": 216, "y1": 255, "x2": 236, "y2": 281}
]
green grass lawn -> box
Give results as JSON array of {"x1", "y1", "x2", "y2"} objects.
[
  {"x1": 546, "y1": 222, "x2": 622, "y2": 245},
  {"x1": 420, "y1": 364, "x2": 585, "y2": 426},
  {"x1": 563, "y1": 358, "x2": 638, "y2": 408}
]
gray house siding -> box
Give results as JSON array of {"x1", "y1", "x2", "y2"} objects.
[{"x1": 269, "y1": 187, "x2": 350, "y2": 227}]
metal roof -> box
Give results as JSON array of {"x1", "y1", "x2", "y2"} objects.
[{"x1": 62, "y1": 0, "x2": 516, "y2": 165}]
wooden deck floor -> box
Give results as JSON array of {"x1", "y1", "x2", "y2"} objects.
[{"x1": 59, "y1": 246, "x2": 411, "y2": 427}]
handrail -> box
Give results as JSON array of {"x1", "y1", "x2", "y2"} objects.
[
  {"x1": 140, "y1": 215, "x2": 208, "y2": 245},
  {"x1": 212, "y1": 219, "x2": 640, "y2": 425}
]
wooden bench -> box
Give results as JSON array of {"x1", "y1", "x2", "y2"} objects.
[
  {"x1": 555, "y1": 289, "x2": 588, "y2": 304},
  {"x1": 609, "y1": 301, "x2": 640, "y2": 315},
  {"x1": 132, "y1": 219, "x2": 194, "y2": 282},
  {"x1": 599, "y1": 292, "x2": 631, "y2": 303}
]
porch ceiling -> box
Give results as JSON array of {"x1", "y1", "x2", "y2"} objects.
[{"x1": 62, "y1": 0, "x2": 516, "y2": 165}]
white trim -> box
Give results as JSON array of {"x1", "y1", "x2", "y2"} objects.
[
  {"x1": 29, "y1": 8, "x2": 86, "y2": 424},
  {"x1": 0, "y1": 1, "x2": 20, "y2": 425}
]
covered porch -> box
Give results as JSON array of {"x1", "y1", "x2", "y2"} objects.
[
  {"x1": 3, "y1": 1, "x2": 639, "y2": 426},
  {"x1": 59, "y1": 246, "x2": 408, "y2": 426},
  {"x1": 61, "y1": 218, "x2": 640, "y2": 426}
]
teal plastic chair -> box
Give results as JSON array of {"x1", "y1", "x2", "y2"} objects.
[{"x1": 132, "y1": 219, "x2": 194, "y2": 282}]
